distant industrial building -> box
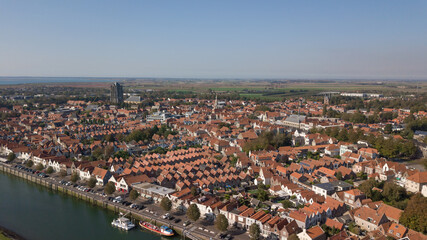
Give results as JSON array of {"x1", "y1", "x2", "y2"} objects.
[
  {"x1": 124, "y1": 95, "x2": 142, "y2": 104},
  {"x1": 110, "y1": 82, "x2": 123, "y2": 104},
  {"x1": 146, "y1": 111, "x2": 172, "y2": 123},
  {"x1": 340, "y1": 92, "x2": 383, "y2": 98},
  {"x1": 340, "y1": 92, "x2": 366, "y2": 98},
  {"x1": 283, "y1": 114, "x2": 306, "y2": 129}
]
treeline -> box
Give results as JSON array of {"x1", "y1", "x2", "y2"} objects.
[
  {"x1": 396, "y1": 115, "x2": 427, "y2": 139},
  {"x1": 88, "y1": 147, "x2": 130, "y2": 161},
  {"x1": 329, "y1": 95, "x2": 427, "y2": 112},
  {"x1": 323, "y1": 108, "x2": 398, "y2": 124},
  {"x1": 399, "y1": 194, "x2": 427, "y2": 234},
  {"x1": 243, "y1": 131, "x2": 291, "y2": 153},
  {"x1": 125, "y1": 125, "x2": 177, "y2": 143},
  {"x1": 366, "y1": 96, "x2": 427, "y2": 113},
  {"x1": 359, "y1": 180, "x2": 409, "y2": 209},
  {"x1": 315, "y1": 127, "x2": 417, "y2": 159}
]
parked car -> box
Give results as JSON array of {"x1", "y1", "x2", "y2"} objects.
[
  {"x1": 225, "y1": 234, "x2": 233, "y2": 240},
  {"x1": 174, "y1": 218, "x2": 181, "y2": 223},
  {"x1": 113, "y1": 196, "x2": 123, "y2": 203}
]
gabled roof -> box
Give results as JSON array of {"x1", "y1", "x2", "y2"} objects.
[
  {"x1": 407, "y1": 171, "x2": 427, "y2": 184},
  {"x1": 92, "y1": 167, "x2": 108, "y2": 179},
  {"x1": 325, "y1": 218, "x2": 344, "y2": 230},
  {"x1": 305, "y1": 226, "x2": 325, "y2": 239}
]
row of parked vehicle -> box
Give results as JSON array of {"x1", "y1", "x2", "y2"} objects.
[
  {"x1": 59, "y1": 180, "x2": 72, "y2": 186},
  {"x1": 58, "y1": 180, "x2": 108, "y2": 197},
  {"x1": 76, "y1": 185, "x2": 92, "y2": 192},
  {"x1": 219, "y1": 233, "x2": 233, "y2": 240},
  {"x1": 14, "y1": 165, "x2": 48, "y2": 178},
  {"x1": 107, "y1": 196, "x2": 146, "y2": 210},
  {"x1": 130, "y1": 203, "x2": 145, "y2": 210},
  {"x1": 161, "y1": 213, "x2": 182, "y2": 224}
]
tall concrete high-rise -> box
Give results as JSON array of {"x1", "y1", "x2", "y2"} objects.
[{"x1": 110, "y1": 82, "x2": 123, "y2": 104}]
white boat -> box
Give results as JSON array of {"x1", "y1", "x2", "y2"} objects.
[{"x1": 111, "y1": 217, "x2": 135, "y2": 231}]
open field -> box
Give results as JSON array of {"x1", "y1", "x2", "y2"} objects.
[
  {"x1": 120, "y1": 79, "x2": 427, "y2": 96},
  {"x1": 0, "y1": 78, "x2": 426, "y2": 100}
]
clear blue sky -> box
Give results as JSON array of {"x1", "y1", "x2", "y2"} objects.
[{"x1": 1, "y1": 0, "x2": 427, "y2": 79}]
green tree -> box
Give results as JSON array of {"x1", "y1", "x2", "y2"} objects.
[
  {"x1": 59, "y1": 169, "x2": 67, "y2": 177},
  {"x1": 400, "y1": 194, "x2": 427, "y2": 234},
  {"x1": 215, "y1": 214, "x2": 229, "y2": 232},
  {"x1": 113, "y1": 150, "x2": 130, "y2": 160},
  {"x1": 104, "y1": 145, "x2": 115, "y2": 158},
  {"x1": 243, "y1": 131, "x2": 291, "y2": 153},
  {"x1": 336, "y1": 171, "x2": 343, "y2": 180},
  {"x1": 104, "y1": 134, "x2": 115, "y2": 142},
  {"x1": 25, "y1": 160, "x2": 34, "y2": 168},
  {"x1": 46, "y1": 166, "x2": 54, "y2": 174},
  {"x1": 288, "y1": 234, "x2": 300, "y2": 240},
  {"x1": 104, "y1": 182, "x2": 115, "y2": 195},
  {"x1": 282, "y1": 200, "x2": 293, "y2": 208},
  {"x1": 249, "y1": 223, "x2": 261, "y2": 240},
  {"x1": 382, "y1": 182, "x2": 407, "y2": 202},
  {"x1": 92, "y1": 147, "x2": 104, "y2": 160},
  {"x1": 129, "y1": 189, "x2": 139, "y2": 200},
  {"x1": 384, "y1": 124, "x2": 393, "y2": 133},
  {"x1": 35, "y1": 163, "x2": 44, "y2": 171},
  {"x1": 258, "y1": 190, "x2": 269, "y2": 202},
  {"x1": 160, "y1": 197, "x2": 172, "y2": 211},
  {"x1": 7, "y1": 152, "x2": 16, "y2": 162},
  {"x1": 358, "y1": 179, "x2": 378, "y2": 198},
  {"x1": 337, "y1": 128, "x2": 349, "y2": 141},
  {"x1": 254, "y1": 105, "x2": 271, "y2": 112},
  {"x1": 191, "y1": 186, "x2": 198, "y2": 196},
  {"x1": 371, "y1": 190, "x2": 384, "y2": 202},
  {"x1": 88, "y1": 177, "x2": 97, "y2": 188},
  {"x1": 187, "y1": 204, "x2": 200, "y2": 222},
  {"x1": 71, "y1": 172, "x2": 79, "y2": 183},
  {"x1": 348, "y1": 222, "x2": 360, "y2": 235},
  {"x1": 357, "y1": 172, "x2": 367, "y2": 180}
]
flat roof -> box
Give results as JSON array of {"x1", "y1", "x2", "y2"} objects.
[{"x1": 132, "y1": 182, "x2": 175, "y2": 196}]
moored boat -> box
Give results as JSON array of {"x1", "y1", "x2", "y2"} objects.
[
  {"x1": 111, "y1": 217, "x2": 135, "y2": 231},
  {"x1": 139, "y1": 221, "x2": 174, "y2": 236}
]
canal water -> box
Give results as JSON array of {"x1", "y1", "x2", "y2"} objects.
[{"x1": 0, "y1": 172, "x2": 179, "y2": 240}]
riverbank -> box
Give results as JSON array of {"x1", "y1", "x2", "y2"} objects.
[
  {"x1": 0, "y1": 226, "x2": 25, "y2": 240},
  {"x1": 0, "y1": 163, "x2": 210, "y2": 240},
  {"x1": 0, "y1": 169, "x2": 169, "y2": 240}
]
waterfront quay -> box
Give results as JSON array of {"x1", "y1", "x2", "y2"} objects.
[{"x1": 0, "y1": 162, "x2": 216, "y2": 240}]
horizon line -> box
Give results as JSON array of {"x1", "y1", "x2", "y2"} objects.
[{"x1": 0, "y1": 75, "x2": 426, "y2": 82}]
